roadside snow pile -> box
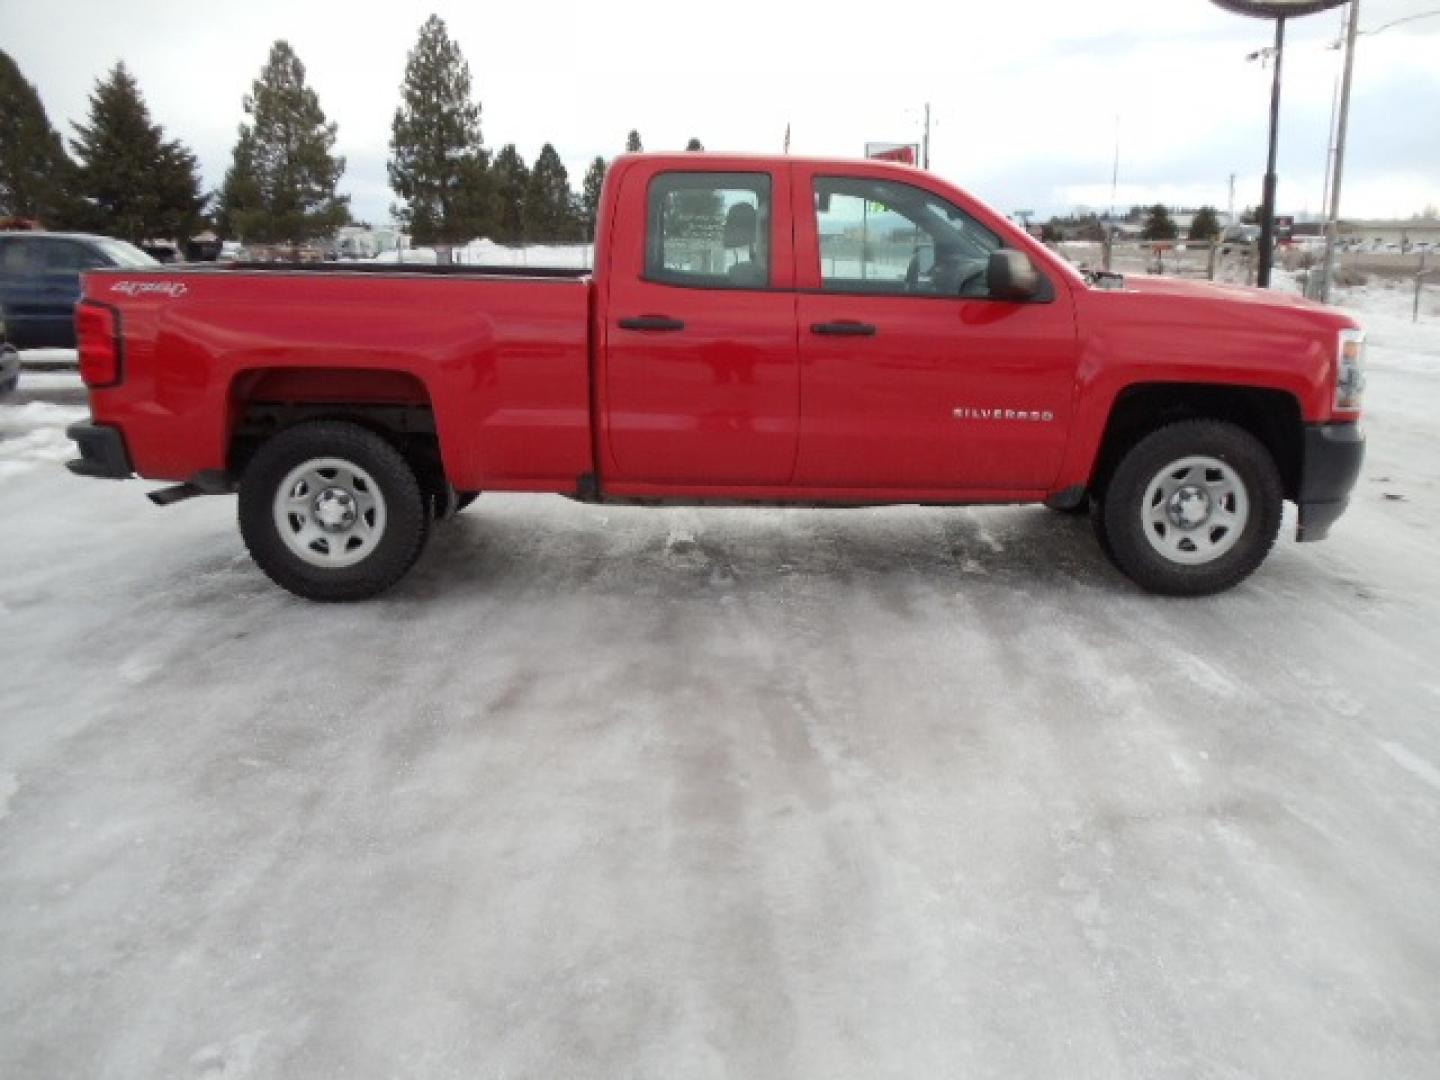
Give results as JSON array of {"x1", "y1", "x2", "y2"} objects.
[
  {"x1": 371, "y1": 238, "x2": 593, "y2": 269},
  {"x1": 0, "y1": 400, "x2": 86, "y2": 480},
  {"x1": 1331, "y1": 280, "x2": 1440, "y2": 372}
]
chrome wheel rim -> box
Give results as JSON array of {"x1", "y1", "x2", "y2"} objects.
[
  {"x1": 272, "y1": 457, "x2": 386, "y2": 568},
  {"x1": 1141, "y1": 455, "x2": 1248, "y2": 565}
]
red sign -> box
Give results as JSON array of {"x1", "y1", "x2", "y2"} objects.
[{"x1": 865, "y1": 143, "x2": 918, "y2": 166}]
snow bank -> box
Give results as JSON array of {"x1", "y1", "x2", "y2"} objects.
[
  {"x1": 371, "y1": 238, "x2": 593, "y2": 269},
  {"x1": 0, "y1": 400, "x2": 87, "y2": 480}
]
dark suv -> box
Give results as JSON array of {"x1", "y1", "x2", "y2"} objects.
[{"x1": 0, "y1": 232, "x2": 157, "y2": 349}]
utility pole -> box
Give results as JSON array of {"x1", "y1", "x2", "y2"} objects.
[
  {"x1": 1321, "y1": 1, "x2": 1360, "y2": 302},
  {"x1": 1229, "y1": 173, "x2": 1237, "y2": 225},
  {"x1": 1110, "y1": 115, "x2": 1121, "y2": 221},
  {"x1": 1256, "y1": 16, "x2": 1285, "y2": 288},
  {"x1": 922, "y1": 102, "x2": 931, "y2": 169}
]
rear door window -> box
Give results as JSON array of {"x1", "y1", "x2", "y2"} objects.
[
  {"x1": 646, "y1": 172, "x2": 772, "y2": 289},
  {"x1": 0, "y1": 238, "x2": 39, "y2": 275}
]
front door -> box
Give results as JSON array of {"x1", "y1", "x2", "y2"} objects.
[
  {"x1": 792, "y1": 170, "x2": 1078, "y2": 492},
  {"x1": 602, "y1": 165, "x2": 799, "y2": 487}
]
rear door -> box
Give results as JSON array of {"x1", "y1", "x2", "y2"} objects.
[
  {"x1": 0, "y1": 237, "x2": 49, "y2": 347},
  {"x1": 791, "y1": 167, "x2": 1078, "y2": 492},
  {"x1": 38, "y1": 240, "x2": 106, "y2": 346},
  {"x1": 600, "y1": 163, "x2": 798, "y2": 486}
]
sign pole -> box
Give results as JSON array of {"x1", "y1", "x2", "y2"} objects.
[{"x1": 1257, "y1": 16, "x2": 1285, "y2": 288}]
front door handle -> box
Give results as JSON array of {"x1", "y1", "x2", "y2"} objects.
[
  {"x1": 810, "y1": 321, "x2": 877, "y2": 336},
  {"x1": 618, "y1": 316, "x2": 685, "y2": 332}
]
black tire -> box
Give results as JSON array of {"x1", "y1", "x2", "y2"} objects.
[
  {"x1": 454, "y1": 492, "x2": 479, "y2": 513},
  {"x1": 1097, "y1": 419, "x2": 1282, "y2": 596},
  {"x1": 238, "y1": 421, "x2": 429, "y2": 601}
]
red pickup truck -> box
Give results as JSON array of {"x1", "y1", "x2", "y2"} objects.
[{"x1": 66, "y1": 153, "x2": 1365, "y2": 601}]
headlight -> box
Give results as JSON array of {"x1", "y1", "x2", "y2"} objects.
[{"x1": 1335, "y1": 327, "x2": 1366, "y2": 414}]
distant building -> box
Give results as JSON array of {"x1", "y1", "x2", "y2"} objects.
[{"x1": 1337, "y1": 219, "x2": 1440, "y2": 251}]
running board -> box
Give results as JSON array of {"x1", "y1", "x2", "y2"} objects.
[{"x1": 147, "y1": 483, "x2": 205, "y2": 506}]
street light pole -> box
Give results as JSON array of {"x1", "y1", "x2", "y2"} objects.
[
  {"x1": 1257, "y1": 16, "x2": 1285, "y2": 288},
  {"x1": 1321, "y1": 0, "x2": 1360, "y2": 302}
]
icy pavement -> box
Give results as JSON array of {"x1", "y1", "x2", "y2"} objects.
[{"x1": 2, "y1": 297, "x2": 1439, "y2": 1078}]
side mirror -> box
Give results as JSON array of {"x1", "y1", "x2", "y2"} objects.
[{"x1": 987, "y1": 249, "x2": 1040, "y2": 301}]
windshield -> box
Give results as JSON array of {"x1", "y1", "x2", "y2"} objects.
[{"x1": 96, "y1": 239, "x2": 159, "y2": 268}]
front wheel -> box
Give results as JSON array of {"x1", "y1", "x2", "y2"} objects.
[
  {"x1": 239, "y1": 421, "x2": 430, "y2": 601},
  {"x1": 1096, "y1": 420, "x2": 1282, "y2": 596}
]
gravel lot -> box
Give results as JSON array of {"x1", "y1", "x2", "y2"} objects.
[{"x1": 2, "y1": 289, "x2": 1438, "y2": 1078}]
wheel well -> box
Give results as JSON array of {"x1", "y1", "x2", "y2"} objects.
[
  {"x1": 228, "y1": 368, "x2": 445, "y2": 495},
  {"x1": 1091, "y1": 384, "x2": 1303, "y2": 501}
]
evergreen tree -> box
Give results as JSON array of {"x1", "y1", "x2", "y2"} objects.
[
  {"x1": 1141, "y1": 203, "x2": 1178, "y2": 241},
  {"x1": 69, "y1": 62, "x2": 206, "y2": 241},
  {"x1": 216, "y1": 129, "x2": 261, "y2": 239},
  {"x1": 1189, "y1": 205, "x2": 1221, "y2": 242},
  {"x1": 388, "y1": 15, "x2": 490, "y2": 248},
  {"x1": 523, "y1": 143, "x2": 572, "y2": 241},
  {"x1": 219, "y1": 41, "x2": 349, "y2": 246},
  {"x1": 580, "y1": 156, "x2": 607, "y2": 237},
  {"x1": 685, "y1": 137, "x2": 704, "y2": 151},
  {"x1": 489, "y1": 143, "x2": 528, "y2": 243},
  {"x1": 625, "y1": 129, "x2": 643, "y2": 153},
  {"x1": 0, "y1": 50, "x2": 80, "y2": 225}
]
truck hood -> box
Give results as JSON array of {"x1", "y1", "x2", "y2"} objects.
[{"x1": 1113, "y1": 273, "x2": 1356, "y2": 327}]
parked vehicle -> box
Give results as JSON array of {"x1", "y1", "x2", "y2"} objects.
[
  {"x1": 66, "y1": 153, "x2": 1366, "y2": 601},
  {"x1": 0, "y1": 232, "x2": 158, "y2": 349},
  {"x1": 0, "y1": 304, "x2": 19, "y2": 395}
]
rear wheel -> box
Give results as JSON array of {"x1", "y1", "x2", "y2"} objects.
[
  {"x1": 239, "y1": 421, "x2": 429, "y2": 601},
  {"x1": 1097, "y1": 420, "x2": 1282, "y2": 596}
]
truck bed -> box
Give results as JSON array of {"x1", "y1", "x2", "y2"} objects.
[{"x1": 83, "y1": 266, "x2": 596, "y2": 493}]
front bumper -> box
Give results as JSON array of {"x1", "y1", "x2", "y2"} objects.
[
  {"x1": 1296, "y1": 422, "x2": 1364, "y2": 542},
  {"x1": 66, "y1": 421, "x2": 134, "y2": 480}
]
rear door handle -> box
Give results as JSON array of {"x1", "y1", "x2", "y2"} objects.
[
  {"x1": 810, "y1": 321, "x2": 877, "y2": 336},
  {"x1": 618, "y1": 316, "x2": 685, "y2": 332}
]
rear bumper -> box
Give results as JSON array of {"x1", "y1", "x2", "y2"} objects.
[
  {"x1": 1296, "y1": 422, "x2": 1364, "y2": 542},
  {"x1": 66, "y1": 421, "x2": 133, "y2": 480}
]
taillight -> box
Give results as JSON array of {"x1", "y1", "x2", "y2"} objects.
[{"x1": 76, "y1": 302, "x2": 121, "y2": 387}]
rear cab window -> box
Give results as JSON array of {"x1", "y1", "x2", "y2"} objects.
[{"x1": 646, "y1": 172, "x2": 772, "y2": 289}]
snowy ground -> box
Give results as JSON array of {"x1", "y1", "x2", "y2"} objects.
[{"x1": 1, "y1": 286, "x2": 1438, "y2": 1079}]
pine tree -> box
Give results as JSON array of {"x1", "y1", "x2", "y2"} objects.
[
  {"x1": 69, "y1": 62, "x2": 206, "y2": 241},
  {"x1": 685, "y1": 137, "x2": 704, "y2": 152},
  {"x1": 219, "y1": 41, "x2": 349, "y2": 247},
  {"x1": 580, "y1": 156, "x2": 607, "y2": 237},
  {"x1": 523, "y1": 143, "x2": 572, "y2": 241},
  {"x1": 1141, "y1": 203, "x2": 1178, "y2": 241},
  {"x1": 216, "y1": 129, "x2": 261, "y2": 239},
  {"x1": 489, "y1": 143, "x2": 528, "y2": 243},
  {"x1": 625, "y1": 129, "x2": 643, "y2": 154},
  {"x1": 388, "y1": 15, "x2": 490, "y2": 249},
  {"x1": 1189, "y1": 206, "x2": 1221, "y2": 242},
  {"x1": 0, "y1": 50, "x2": 80, "y2": 225}
]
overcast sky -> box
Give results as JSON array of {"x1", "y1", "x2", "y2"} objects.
[{"x1": 3, "y1": 0, "x2": 1437, "y2": 227}]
